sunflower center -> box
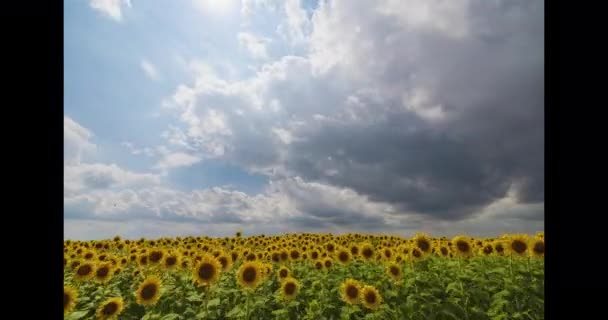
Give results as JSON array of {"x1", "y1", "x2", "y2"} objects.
[
  {"x1": 413, "y1": 249, "x2": 421, "y2": 258},
  {"x1": 77, "y1": 265, "x2": 92, "y2": 276},
  {"x1": 290, "y1": 251, "x2": 299, "y2": 259},
  {"x1": 351, "y1": 247, "x2": 359, "y2": 255},
  {"x1": 363, "y1": 248, "x2": 373, "y2": 258},
  {"x1": 346, "y1": 285, "x2": 358, "y2": 298},
  {"x1": 312, "y1": 252, "x2": 318, "y2": 259},
  {"x1": 456, "y1": 241, "x2": 470, "y2": 253},
  {"x1": 327, "y1": 244, "x2": 334, "y2": 252},
  {"x1": 324, "y1": 260, "x2": 332, "y2": 268},
  {"x1": 279, "y1": 269, "x2": 288, "y2": 278},
  {"x1": 102, "y1": 302, "x2": 118, "y2": 315},
  {"x1": 280, "y1": 252, "x2": 288, "y2": 260},
  {"x1": 198, "y1": 263, "x2": 215, "y2": 280},
  {"x1": 150, "y1": 252, "x2": 162, "y2": 263},
  {"x1": 284, "y1": 282, "x2": 296, "y2": 295},
  {"x1": 390, "y1": 266, "x2": 400, "y2": 276},
  {"x1": 315, "y1": 262, "x2": 323, "y2": 269},
  {"x1": 166, "y1": 257, "x2": 177, "y2": 266},
  {"x1": 97, "y1": 267, "x2": 109, "y2": 278},
  {"x1": 339, "y1": 252, "x2": 349, "y2": 262},
  {"x1": 365, "y1": 291, "x2": 377, "y2": 304},
  {"x1": 533, "y1": 242, "x2": 545, "y2": 254},
  {"x1": 483, "y1": 246, "x2": 493, "y2": 254},
  {"x1": 141, "y1": 284, "x2": 157, "y2": 300},
  {"x1": 440, "y1": 247, "x2": 448, "y2": 256},
  {"x1": 496, "y1": 245, "x2": 504, "y2": 253},
  {"x1": 64, "y1": 293, "x2": 70, "y2": 308},
  {"x1": 243, "y1": 267, "x2": 257, "y2": 283},
  {"x1": 511, "y1": 240, "x2": 527, "y2": 253},
  {"x1": 417, "y1": 239, "x2": 430, "y2": 252},
  {"x1": 218, "y1": 257, "x2": 229, "y2": 268}
]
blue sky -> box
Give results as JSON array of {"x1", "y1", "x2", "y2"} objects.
[{"x1": 64, "y1": 0, "x2": 544, "y2": 240}]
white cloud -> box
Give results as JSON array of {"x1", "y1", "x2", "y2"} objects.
[
  {"x1": 238, "y1": 32, "x2": 271, "y2": 59},
  {"x1": 64, "y1": 116, "x2": 96, "y2": 165},
  {"x1": 277, "y1": 0, "x2": 311, "y2": 46},
  {"x1": 89, "y1": 0, "x2": 131, "y2": 21},
  {"x1": 64, "y1": 163, "x2": 161, "y2": 195},
  {"x1": 140, "y1": 59, "x2": 160, "y2": 81},
  {"x1": 154, "y1": 152, "x2": 201, "y2": 170}
]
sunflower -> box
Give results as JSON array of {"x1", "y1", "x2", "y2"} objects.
[
  {"x1": 70, "y1": 260, "x2": 81, "y2": 270},
  {"x1": 410, "y1": 247, "x2": 424, "y2": 261},
  {"x1": 192, "y1": 254, "x2": 222, "y2": 287},
  {"x1": 136, "y1": 275, "x2": 162, "y2": 306},
  {"x1": 361, "y1": 285, "x2": 382, "y2": 310},
  {"x1": 349, "y1": 244, "x2": 360, "y2": 258},
  {"x1": 96, "y1": 297, "x2": 124, "y2": 320},
  {"x1": 452, "y1": 236, "x2": 474, "y2": 258},
  {"x1": 138, "y1": 254, "x2": 148, "y2": 267},
  {"x1": 381, "y1": 247, "x2": 393, "y2": 261},
  {"x1": 314, "y1": 261, "x2": 323, "y2": 270},
  {"x1": 216, "y1": 253, "x2": 233, "y2": 272},
  {"x1": 94, "y1": 263, "x2": 114, "y2": 284},
  {"x1": 279, "y1": 250, "x2": 289, "y2": 262},
  {"x1": 162, "y1": 253, "x2": 180, "y2": 271},
  {"x1": 508, "y1": 234, "x2": 529, "y2": 257},
  {"x1": 277, "y1": 266, "x2": 290, "y2": 281},
  {"x1": 74, "y1": 262, "x2": 96, "y2": 281},
  {"x1": 148, "y1": 249, "x2": 165, "y2": 265},
  {"x1": 413, "y1": 233, "x2": 433, "y2": 255},
  {"x1": 64, "y1": 286, "x2": 78, "y2": 315},
  {"x1": 336, "y1": 248, "x2": 352, "y2": 264},
  {"x1": 237, "y1": 261, "x2": 264, "y2": 290},
  {"x1": 360, "y1": 243, "x2": 375, "y2": 261},
  {"x1": 289, "y1": 248, "x2": 301, "y2": 261},
  {"x1": 386, "y1": 263, "x2": 402, "y2": 282},
  {"x1": 438, "y1": 245, "x2": 450, "y2": 258},
  {"x1": 83, "y1": 250, "x2": 96, "y2": 261},
  {"x1": 339, "y1": 279, "x2": 362, "y2": 305},
  {"x1": 529, "y1": 237, "x2": 545, "y2": 258},
  {"x1": 323, "y1": 257, "x2": 333, "y2": 270},
  {"x1": 493, "y1": 241, "x2": 506, "y2": 256},
  {"x1": 480, "y1": 243, "x2": 494, "y2": 256},
  {"x1": 280, "y1": 277, "x2": 300, "y2": 301},
  {"x1": 325, "y1": 241, "x2": 336, "y2": 254}
]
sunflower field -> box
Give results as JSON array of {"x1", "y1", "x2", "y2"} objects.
[{"x1": 64, "y1": 232, "x2": 544, "y2": 320}]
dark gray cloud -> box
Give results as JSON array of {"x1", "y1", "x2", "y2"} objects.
[
  {"x1": 159, "y1": 0, "x2": 544, "y2": 229},
  {"x1": 276, "y1": 0, "x2": 544, "y2": 220}
]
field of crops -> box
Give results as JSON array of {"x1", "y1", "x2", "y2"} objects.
[{"x1": 64, "y1": 232, "x2": 544, "y2": 320}]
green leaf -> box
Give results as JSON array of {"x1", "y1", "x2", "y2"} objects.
[
  {"x1": 160, "y1": 314, "x2": 182, "y2": 320},
  {"x1": 226, "y1": 305, "x2": 246, "y2": 318},
  {"x1": 65, "y1": 311, "x2": 89, "y2": 320},
  {"x1": 272, "y1": 309, "x2": 288, "y2": 316},
  {"x1": 207, "y1": 297, "x2": 221, "y2": 307}
]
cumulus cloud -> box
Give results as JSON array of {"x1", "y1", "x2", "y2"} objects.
[
  {"x1": 154, "y1": 152, "x2": 201, "y2": 170},
  {"x1": 162, "y1": 0, "x2": 544, "y2": 224},
  {"x1": 67, "y1": 0, "x2": 544, "y2": 238},
  {"x1": 89, "y1": 0, "x2": 131, "y2": 21},
  {"x1": 277, "y1": 0, "x2": 311, "y2": 46},
  {"x1": 238, "y1": 32, "x2": 272, "y2": 59},
  {"x1": 140, "y1": 59, "x2": 160, "y2": 80},
  {"x1": 65, "y1": 116, "x2": 96, "y2": 165},
  {"x1": 64, "y1": 163, "x2": 161, "y2": 195}
]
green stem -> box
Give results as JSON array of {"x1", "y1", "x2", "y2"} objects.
[{"x1": 246, "y1": 290, "x2": 252, "y2": 320}]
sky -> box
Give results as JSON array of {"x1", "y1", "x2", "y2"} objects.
[{"x1": 64, "y1": 0, "x2": 544, "y2": 240}]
